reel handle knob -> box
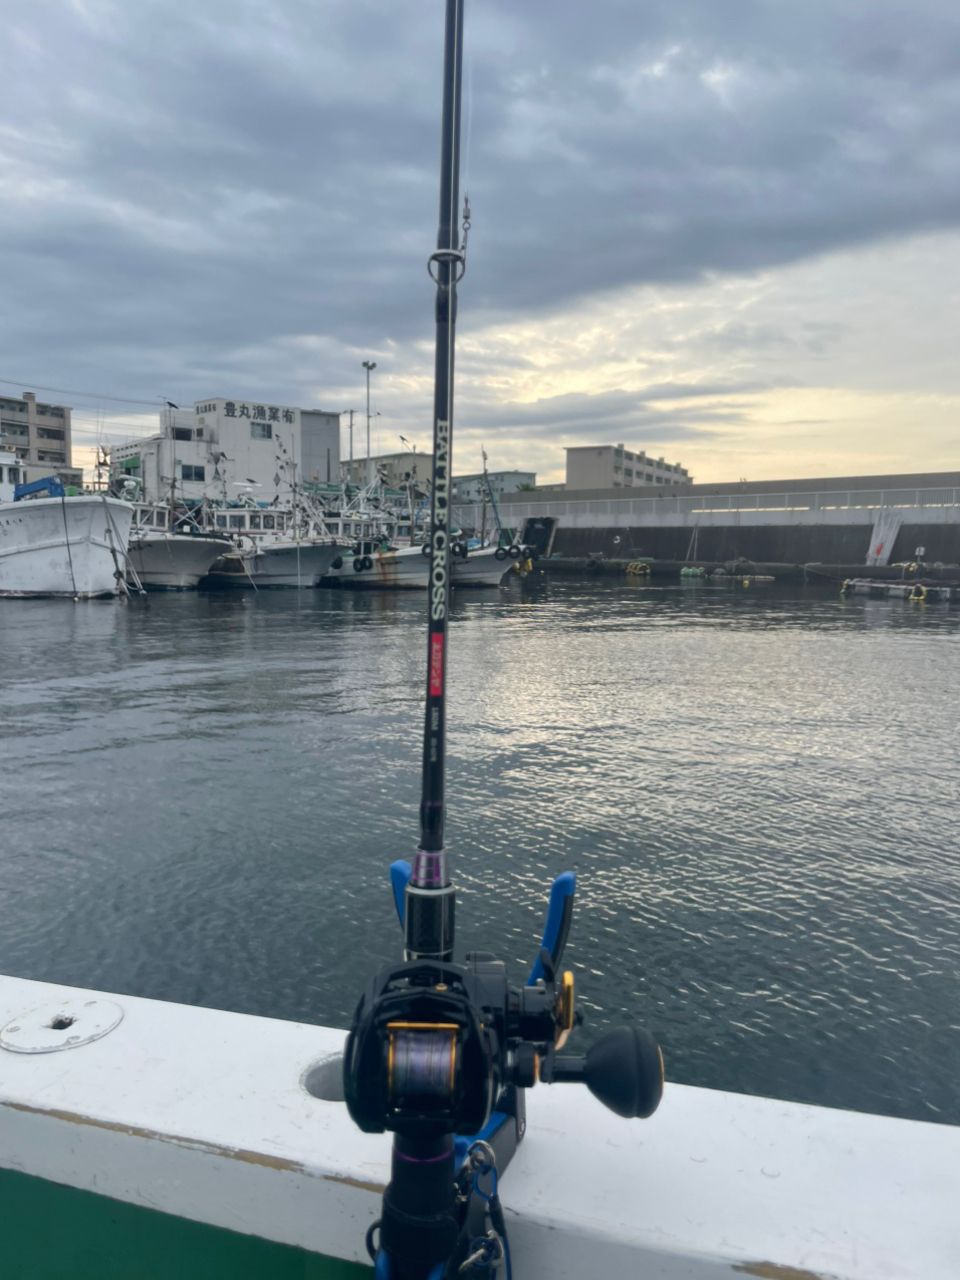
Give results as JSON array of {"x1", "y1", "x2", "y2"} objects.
[{"x1": 548, "y1": 1027, "x2": 664, "y2": 1119}]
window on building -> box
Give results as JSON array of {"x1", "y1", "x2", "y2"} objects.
[
  {"x1": 37, "y1": 427, "x2": 65, "y2": 440},
  {"x1": 2, "y1": 423, "x2": 28, "y2": 437},
  {"x1": 181, "y1": 464, "x2": 206, "y2": 482},
  {"x1": 37, "y1": 450, "x2": 66, "y2": 462},
  {"x1": 251, "y1": 422, "x2": 272, "y2": 440},
  {"x1": 624, "y1": 468, "x2": 633, "y2": 478},
  {"x1": 173, "y1": 427, "x2": 193, "y2": 442},
  {"x1": 7, "y1": 467, "x2": 20, "y2": 483}
]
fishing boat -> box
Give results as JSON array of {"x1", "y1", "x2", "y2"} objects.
[
  {"x1": 320, "y1": 483, "x2": 511, "y2": 588},
  {"x1": 202, "y1": 498, "x2": 348, "y2": 589},
  {"x1": 0, "y1": 449, "x2": 133, "y2": 598},
  {"x1": 334, "y1": 538, "x2": 511, "y2": 589},
  {"x1": 320, "y1": 486, "x2": 414, "y2": 583},
  {"x1": 125, "y1": 502, "x2": 233, "y2": 591}
]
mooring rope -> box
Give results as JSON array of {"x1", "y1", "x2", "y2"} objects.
[{"x1": 60, "y1": 495, "x2": 79, "y2": 598}]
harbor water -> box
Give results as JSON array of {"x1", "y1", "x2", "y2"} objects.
[{"x1": 1, "y1": 580, "x2": 957, "y2": 1126}]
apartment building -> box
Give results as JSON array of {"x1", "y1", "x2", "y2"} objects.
[
  {"x1": 565, "y1": 444, "x2": 690, "y2": 489},
  {"x1": 0, "y1": 391, "x2": 82, "y2": 486}
]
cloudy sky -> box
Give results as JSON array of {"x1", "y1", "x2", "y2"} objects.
[{"x1": 3, "y1": 0, "x2": 958, "y2": 483}]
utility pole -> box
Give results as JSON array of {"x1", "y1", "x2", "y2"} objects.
[{"x1": 362, "y1": 361, "x2": 376, "y2": 485}]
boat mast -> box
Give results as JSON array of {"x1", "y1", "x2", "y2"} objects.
[
  {"x1": 480, "y1": 445, "x2": 488, "y2": 546},
  {"x1": 406, "y1": 0, "x2": 465, "y2": 964}
]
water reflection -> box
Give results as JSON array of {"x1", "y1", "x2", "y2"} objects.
[{"x1": 0, "y1": 581, "x2": 958, "y2": 1124}]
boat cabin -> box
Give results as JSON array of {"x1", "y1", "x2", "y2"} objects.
[
  {"x1": 133, "y1": 505, "x2": 172, "y2": 531},
  {"x1": 325, "y1": 513, "x2": 418, "y2": 548},
  {"x1": 0, "y1": 450, "x2": 25, "y2": 504},
  {"x1": 210, "y1": 509, "x2": 292, "y2": 534}
]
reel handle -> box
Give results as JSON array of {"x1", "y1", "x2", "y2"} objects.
[{"x1": 545, "y1": 1026, "x2": 664, "y2": 1119}]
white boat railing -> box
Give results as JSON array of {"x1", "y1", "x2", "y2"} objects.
[{"x1": 0, "y1": 972, "x2": 954, "y2": 1279}]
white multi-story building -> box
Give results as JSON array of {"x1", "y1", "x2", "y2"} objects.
[
  {"x1": 452, "y1": 470, "x2": 536, "y2": 503},
  {"x1": 565, "y1": 444, "x2": 690, "y2": 490},
  {"x1": 112, "y1": 398, "x2": 340, "y2": 503}
]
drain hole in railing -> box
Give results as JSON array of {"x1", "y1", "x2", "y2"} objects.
[
  {"x1": 302, "y1": 1055, "x2": 345, "y2": 1102},
  {"x1": 49, "y1": 1016, "x2": 76, "y2": 1031}
]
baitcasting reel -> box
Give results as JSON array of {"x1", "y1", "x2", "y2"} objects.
[{"x1": 343, "y1": 868, "x2": 663, "y2": 1277}]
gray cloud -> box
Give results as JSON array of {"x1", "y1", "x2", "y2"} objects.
[
  {"x1": 2, "y1": 0, "x2": 958, "y2": 417},
  {"x1": 453, "y1": 387, "x2": 749, "y2": 448}
]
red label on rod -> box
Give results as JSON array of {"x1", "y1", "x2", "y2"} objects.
[{"x1": 429, "y1": 633, "x2": 444, "y2": 696}]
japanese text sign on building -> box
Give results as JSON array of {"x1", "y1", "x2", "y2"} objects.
[{"x1": 221, "y1": 401, "x2": 295, "y2": 424}]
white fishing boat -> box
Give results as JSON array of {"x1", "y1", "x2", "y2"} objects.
[
  {"x1": 320, "y1": 482, "x2": 516, "y2": 590},
  {"x1": 318, "y1": 477, "x2": 423, "y2": 584},
  {"x1": 125, "y1": 503, "x2": 233, "y2": 591},
  {"x1": 202, "y1": 499, "x2": 347, "y2": 589},
  {"x1": 335, "y1": 532, "x2": 535, "y2": 586},
  {"x1": 329, "y1": 538, "x2": 513, "y2": 589},
  {"x1": 0, "y1": 450, "x2": 133, "y2": 598},
  {"x1": 206, "y1": 537, "x2": 345, "y2": 588}
]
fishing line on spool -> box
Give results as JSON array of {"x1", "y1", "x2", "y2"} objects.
[{"x1": 388, "y1": 1026, "x2": 458, "y2": 1107}]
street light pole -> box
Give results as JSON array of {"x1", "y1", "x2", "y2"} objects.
[{"x1": 362, "y1": 361, "x2": 376, "y2": 485}]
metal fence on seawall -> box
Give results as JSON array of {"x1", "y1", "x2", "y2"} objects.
[{"x1": 453, "y1": 485, "x2": 960, "y2": 532}]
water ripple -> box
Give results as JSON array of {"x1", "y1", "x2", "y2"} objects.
[{"x1": 0, "y1": 582, "x2": 958, "y2": 1124}]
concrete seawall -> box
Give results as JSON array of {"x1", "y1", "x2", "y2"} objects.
[
  {"x1": 548, "y1": 517, "x2": 960, "y2": 565},
  {"x1": 454, "y1": 481, "x2": 960, "y2": 569}
]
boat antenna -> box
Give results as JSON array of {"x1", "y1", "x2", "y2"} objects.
[{"x1": 407, "y1": 0, "x2": 466, "y2": 965}]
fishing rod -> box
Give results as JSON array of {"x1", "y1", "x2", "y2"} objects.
[
  {"x1": 408, "y1": 0, "x2": 464, "y2": 968},
  {"x1": 343, "y1": 5, "x2": 663, "y2": 1277}
]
